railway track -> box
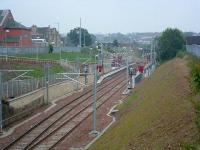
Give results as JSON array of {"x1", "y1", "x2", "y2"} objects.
[{"x1": 2, "y1": 70, "x2": 127, "y2": 150}]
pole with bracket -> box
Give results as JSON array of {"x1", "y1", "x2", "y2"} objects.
[{"x1": 90, "y1": 55, "x2": 99, "y2": 137}]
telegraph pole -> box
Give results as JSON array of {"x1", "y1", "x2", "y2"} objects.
[
  {"x1": 79, "y1": 18, "x2": 82, "y2": 48},
  {"x1": 83, "y1": 31, "x2": 85, "y2": 47}
]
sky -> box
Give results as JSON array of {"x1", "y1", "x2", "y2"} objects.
[{"x1": 0, "y1": 0, "x2": 200, "y2": 34}]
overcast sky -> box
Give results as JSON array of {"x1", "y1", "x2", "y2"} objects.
[{"x1": 0, "y1": 0, "x2": 199, "y2": 34}]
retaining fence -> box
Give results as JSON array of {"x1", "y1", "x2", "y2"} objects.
[{"x1": 2, "y1": 73, "x2": 76, "y2": 100}]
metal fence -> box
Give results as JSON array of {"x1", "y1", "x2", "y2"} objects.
[
  {"x1": 0, "y1": 46, "x2": 81, "y2": 57},
  {"x1": 2, "y1": 73, "x2": 77, "y2": 100},
  {"x1": 0, "y1": 46, "x2": 48, "y2": 55},
  {"x1": 186, "y1": 45, "x2": 200, "y2": 57}
]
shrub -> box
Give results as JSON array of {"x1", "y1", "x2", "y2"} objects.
[
  {"x1": 189, "y1": 56, "x2": 200, "y2": 93},
  {"x1": 176, "y1": 50, "x2": 186, "y2": 58},
  {"x1": 48, "y1": 44, "x2": 54, "y2": 53}
]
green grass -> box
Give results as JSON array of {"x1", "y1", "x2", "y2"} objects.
[
  {"x1": 16, "y1": 51, "x2": 95, "y2": 62},
  {"x1": 0, "y1": 63, "x2": 65, "y2": 78},
  {"x1": 89, "y1": 58, "x2": 197, "y2": 150},
  {"x1": 116, "y1": 92, "x2": 138, "y2": 111},
  {"x1": 184, "y1": 55, "x2": 200, "y2": 149}
]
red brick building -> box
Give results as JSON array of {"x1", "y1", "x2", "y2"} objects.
[{"x1": 0, "y1": 9, "x2": 32, "y2": 46}]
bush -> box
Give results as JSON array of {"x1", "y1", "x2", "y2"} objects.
[
  {"x1": 189, "y1": 57, "x2": 200, "y2": 93},
  {"x1": 157, "y1": 28, "x2": 185, "y2": 62},
  {"x1": 48, "y1": 44, "x2": 54, "y2": 53},
  {"x1": 176, "y1": 50, "x2": 186, "y2": 58}
]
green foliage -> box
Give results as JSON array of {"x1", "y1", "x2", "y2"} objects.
[
  {"x1": 113, "y1": 39, "x2": 119, "y2": 47},
  {"x1": 157, "y1": 28, "x2": 185, "y2": 62},
  {"x1": 50, "y1": 65, "x2": 64, "y2": 74},
  {"x1": 182, "y1": 144, "x2": 198, "y2": 150},
  {"x1": 48, "y1": 44, "x2": 54, "y2": 53},
  {"x1": 81, "y1": 47, "x2": 97, "y2": 55},
  {"x1": 176, "y1": 50, "x2": 186, "y2": 58},
  {"x1": 195, "y1": 114, "x2": 200, "y2": 133},
  {"x1": 67, "y1": 27, "x2": 94, "y2": 46},
  {"x1": 189, "y1": 57, "x2": 200, "y2": 94},
  {"x1": 186, "y1": 56, "x2": 200, "y2": 149}
]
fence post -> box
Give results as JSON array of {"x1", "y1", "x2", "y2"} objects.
[
  {"x1": 6, "y1": 82, "x2": 8, "y2": 99},
  {"x1": 76, "y1": 57, "x2": 80, "y2": 90},
  {"x1": 12, "y1": 81, "x2": 13, "y2": 97},
  {"x1": 44, "y1": 64, "x2": 49, "y2": 104}
]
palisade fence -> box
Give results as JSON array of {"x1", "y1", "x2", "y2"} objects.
[
  {"x1": 0, "y1": 46, "x2": 81, "y2": 56},
  {"x1": 186, "y1": 45, "x2": 200, "y2": 58},
  {"x1": 0, "y1": 46, "x2": 48, "y2": 55},
  {"x1": 2, "y1": 73, "x2": 77, "y2": 100}
]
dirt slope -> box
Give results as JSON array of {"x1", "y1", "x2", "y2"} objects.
[{"x1": 89, "y1": 58, "x2": 198, "y2": 150}]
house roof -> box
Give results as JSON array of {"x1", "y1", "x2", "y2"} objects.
[
  {"x1": 0, "y1": 10, "x2": 9, "y2": 27},
  {"x1": 0, "y1": 10, "x2": 4, "y2": 24},
  {"x1": 6, "y1": 20, "x2": 27, "y2": 29},
  {"x1": 37, "y1": 27, "x2": 49, "y2": 34},
  {"x1": 186, "y1": 36, "x2": 200, "y2": 45},
  {"x1": 0, "y1": 9, "x2": 29, "y2": 29}
]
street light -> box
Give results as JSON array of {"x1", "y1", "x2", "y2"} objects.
[{"x1": 5, "y1": 29, "x2": 9, "y2": 62}]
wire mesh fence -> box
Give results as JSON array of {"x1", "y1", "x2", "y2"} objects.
[{"x1": 2, "y1": 73, "x2": 77, "y2": 100}]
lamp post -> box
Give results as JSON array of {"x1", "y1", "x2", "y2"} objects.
[{"x1": 5, "y1": 29, "x2": 9, "y2": 62}]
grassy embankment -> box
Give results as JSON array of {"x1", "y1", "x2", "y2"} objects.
[
  {"x1": 184, "y1": 55, "x2": 200, "y2": 150},
  {"x1": 0, "y1": 63, "x2": 65, "y2": 79},
  {"x1": 1, "y1": 51, "x2": 95, "y2": 78},
  {"x1": 89, "y1": 57, "x2": 198, "y2": 150}
]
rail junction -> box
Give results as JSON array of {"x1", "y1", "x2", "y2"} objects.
[{"x1": 0, "y1": 68, "x2": 129, "y2": 150}]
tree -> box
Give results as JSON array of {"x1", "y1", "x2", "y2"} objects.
[
  {"x1": 157, "y1": 28, "x2": 185, "y2": 62},
  {"x1": 113, "y1": 39, "x2": 119, "y2": 47},
  {"x1": 67, "y1": 27, "x2": 93, "y2": 47}
]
